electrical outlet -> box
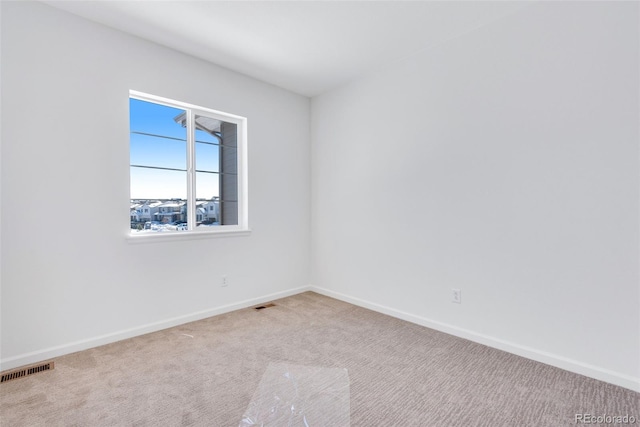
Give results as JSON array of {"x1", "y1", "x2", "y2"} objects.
[
  {"x1": 221, "y1": 275, "x2": 228, "y2": 287},
  {"x1": 452, "y1": 289, "x2": 461, "y2": 304}
]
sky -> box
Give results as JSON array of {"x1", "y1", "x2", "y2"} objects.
[{"x1": 129, "y1": 98, "x2": 221, "y2": 200}]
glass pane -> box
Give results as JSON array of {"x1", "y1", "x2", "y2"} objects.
[
  {"x1": 196, "y1": 171, "x2": 220, "y2": 200},
  {"x1": 194, "y1": 114, "x2": 238, "y2": 226},
  {"x1": 130, "y1": 167, "x2": 188, "y2": 232},
  {"x1": 219, "y1": 201, "x2": 238, "y2": 226},
  {"x1": 195, "y1": 140, "x2": 219, "y2": 173},
  {"x1": 195, "y1": 172, "x2": 220, "y2": 226},
  {"x1": 130, "y1": 98, "x2": 187, "y2": 139},
  {"x1": 194, "y1": 115, "x2": 222, "y2": 141},
  {"x1": 130, "y1": 99, "x2": 187, "y2": 170},
  {"x1": 131, "y1": 133, "x2": 186, "y2": 170},
  {"x1": 195, "y1": 114, "x2": 221, "y2": 173},
  {"x1": 220, "y1": 173, "x2": 237, "y2": 201},
  {"x1": 130, "y1": 167, "x2": 186, "y2": 200}
]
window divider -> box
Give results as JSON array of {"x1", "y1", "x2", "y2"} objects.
[{"x1": 186, "y1": 109, "x2": 197, "y2": 231}]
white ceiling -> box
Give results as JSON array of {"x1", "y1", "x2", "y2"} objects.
[{"x1": 43, "y1": 1, "x2": 530, "y2": 97}]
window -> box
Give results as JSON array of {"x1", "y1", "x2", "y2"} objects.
[{"x1": 129, "y1": 91, "x2": 248, "y2": 236}]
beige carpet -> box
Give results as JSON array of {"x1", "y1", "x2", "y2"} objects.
[{"x1": 1, "y1": 291, "x2": 638, "y2": 426}]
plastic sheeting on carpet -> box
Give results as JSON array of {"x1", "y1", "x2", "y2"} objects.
[{"x1": 239, "y1": 363, "x2": 350, "y2": 426}]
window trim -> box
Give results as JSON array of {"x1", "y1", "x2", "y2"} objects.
[{"x1": 127, "y1": 90, "x2": 249, "y2": 241}]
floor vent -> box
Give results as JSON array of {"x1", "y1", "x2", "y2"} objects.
[
  {"x1": 1, "y1": 361, "x2": 55, "y2": 383},
  {"x1": 254, "y1": 303, "x2": 276, "y2": 310}
]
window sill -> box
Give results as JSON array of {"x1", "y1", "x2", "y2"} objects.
[{"x1": 126, "y1": 228, "x2": 251, "y2": 244}]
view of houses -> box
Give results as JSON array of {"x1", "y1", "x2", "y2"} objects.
[{"x1": 130, "y1": 198, "x2": 220, "y2": 231}]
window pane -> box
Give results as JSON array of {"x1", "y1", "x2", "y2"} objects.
[
  {"x1": 219, "y1": 173, "x2": 237, "y2": 202},
  {"x1": 220, "y1": 173, "x2": 238, "y2": 226},
  {"x1": 130, "y1": 98, "x2": 189, "y2": 232},
  {"x1": 130, "y1": 167, "x2": 188, "y2": 232},
  {"x1": 220, "y1": 123, "x2": 238, "y2": 176},
  {"x1": 195, "y1": 200, "x2": 219, "y2": 226},
  {"x1": 219, "y1": 121, "x2": 238, "y2": 225},
  {"x1": 194, "y1": 114, "x2": 221, "y2": 173},
  {"x1": 131, "y1": 133, "x2": 186, "y2": 170},
  {"x1": 130, "y1": 99, "x2": 187, "y2": 170},
  {"x1": 196, "y1": 172, "x2": 220, "y2": 226},
  {"x1": 195, "y1": 140, "x2": 219, "y2": 173},
  {"x1": 130, "y1": 167, "x2": 186, "y2": 200},
  {"x1": 196, "y1": 171, "x2": 220, "y2": 200},
  {"x1": 194, "y1": 115, "x2": 238, "y2": 226},
  {"x1": 130, "y1": 98, "x2": 186, "y2": 139},
  {"x1": 219, "y1": 201, "x2": 238, "y2": 226}
]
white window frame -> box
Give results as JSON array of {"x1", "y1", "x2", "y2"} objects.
[{"x1": 127, "y1": 90, "x2": 249, "y2": 242}]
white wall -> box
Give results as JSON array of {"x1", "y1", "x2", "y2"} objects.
[
  {"x1": 311, "y1": 2, "x2": 639, "y2": 390},
  {"x1": 0, "y1": 1, "x2": 310, "y2": 368}
]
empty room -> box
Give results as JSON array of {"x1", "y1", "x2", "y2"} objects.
[{"x1": 1, "y1": 1, "x2": 638, "y2": 426}]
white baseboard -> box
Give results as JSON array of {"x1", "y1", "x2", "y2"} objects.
[
  {"x1": 309, "y1": 285, "x2": 640, "y2": 393},
  {"x1": 4, "y1": 284, "x2": 638, "y2": 393},
  {"x1": 0, "y1": 286, "x2": 311, "y2": 372}
]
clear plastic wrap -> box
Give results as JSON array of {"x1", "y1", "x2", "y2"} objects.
[{"x1": 239, "y1": 363, "x2": 350, "y2": 426}]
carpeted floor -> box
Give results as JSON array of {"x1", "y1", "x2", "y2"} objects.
[{"x1": 1, "y1": 291, "x2": 638, "y2": 426}]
